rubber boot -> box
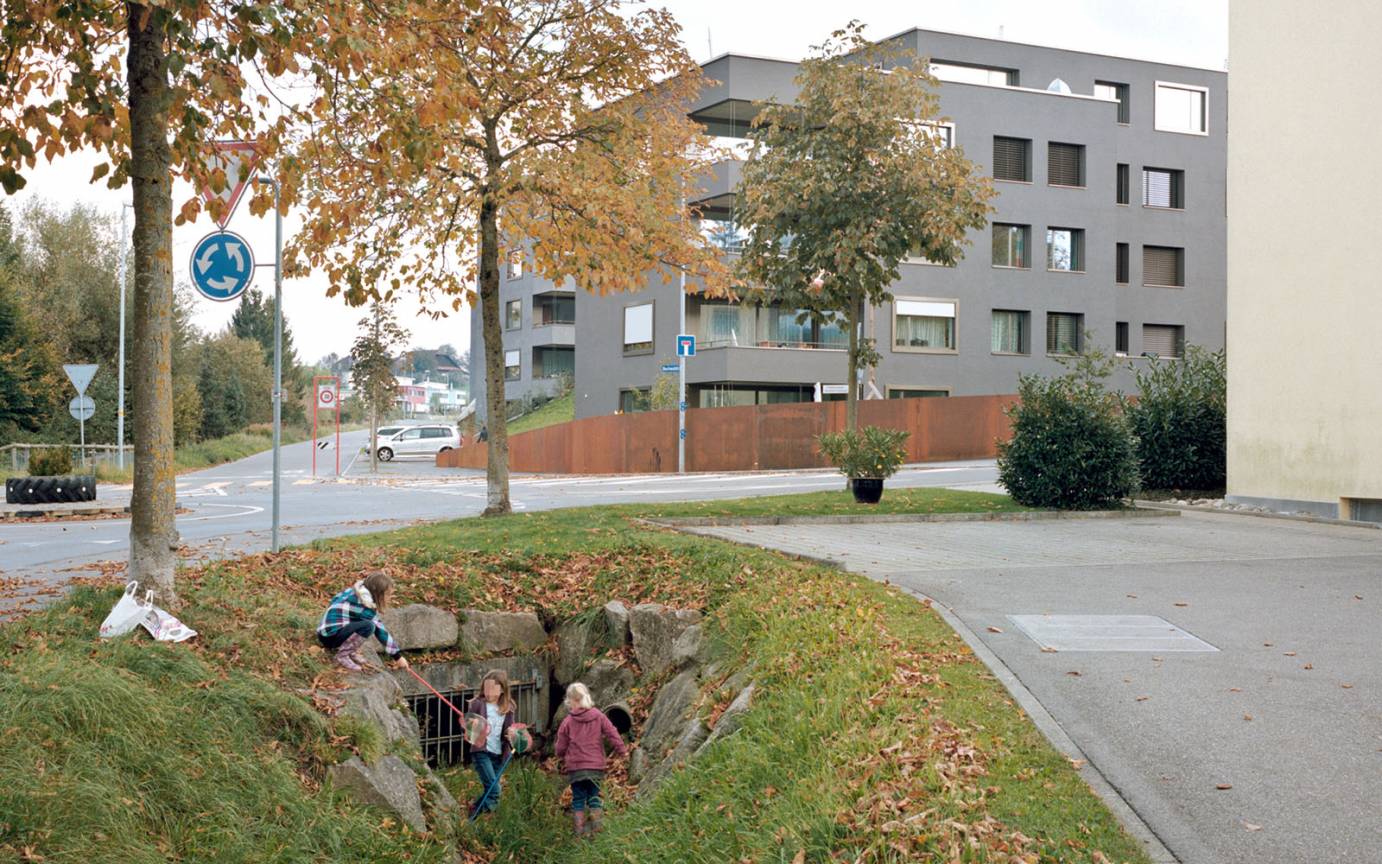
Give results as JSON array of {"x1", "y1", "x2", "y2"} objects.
[
  {"x1": 572, "y1": 810, "x2": 586, "y2": 837},
  {"x1": 587, "y1": 808, "x2": 603, "y2": 835},
  {"x1": 334, "y1": 633, "x2": 364, "y2": 671}
]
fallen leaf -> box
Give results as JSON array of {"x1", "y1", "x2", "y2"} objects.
[
  {"x1": 1243, "y1": 821, "x2": 1263, "y2": 832},
  {"x1": 987, "y1": 625, "x2": 1004, "y2": 633},
  {"x1": 792, "y1": 852, "x2": 805, "y2": 864},
  {"x1": 1229, "y1": 687, "x2": 1242, "y2": 693},
  {"x1": 1136, "y1": 695, "x2": 1150, "y2": 702},
  {"x1": 1263, "y1": 642, "x2": 1274, "y2": 647},
  {"x1": 1066, "y1": 670, "x2": 1082, "y2": 677},
  {"x1": 1354, "y1": 595, "x2": 1363, "y2": 601},
  {"x1": 1069, "y1": 758, "x2": 1086, "y2": 769},
  {"x1": 1341, "y1": 683, "x2": 1354, "y2": 689},
  {"x1": 1126, "y1": 593, "x2": 1138, "y2": 599},
  {"x1": 1216, "y1": 783, "x2": 1233, "y2": 790},
  {"x1": 1283, "y1": 651, "x2": 1296, "y2": 657},
  {"x1": 1243, "y1": 714, "x2": 1253, "y2": 721},
  {"x1": 1040, "y1": 646, "x2": 1059, "y2": 653},
  {"x1": 1303, "y1": 663, "x2": 1313, "y2": 670},
  {"x1": 1174, "y1": 602, "x2": 1189, "y2": 607}
]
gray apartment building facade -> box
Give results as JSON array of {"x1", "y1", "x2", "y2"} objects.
[{"x1": 473, "y1": 28, "x2": 1226, "y2": 420}]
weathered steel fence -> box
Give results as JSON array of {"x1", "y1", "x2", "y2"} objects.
[
  {"x1": 1, "y1": 443, "x2": 127, "y2": 473},
  {"x1": 437, "y1": 394, "x2": 1016, "y2": 475}
]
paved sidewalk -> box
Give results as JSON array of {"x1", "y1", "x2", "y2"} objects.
[{"x1": 695, "y1": 511, "x2": 1382, "y2": 864}]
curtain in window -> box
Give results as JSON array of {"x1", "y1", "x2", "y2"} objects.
[
  {"x1": 701, "y1": 305, "x2": 742, "y2": 345},
  {"x1": 769, "y1": 308, "x2": 810, "y2": 344},
  {"x1": 992, "y1": 224, "x2": 1027, "y2": 267},
  {"x1": 991, "y1": 311, "x2": 1025, "y2": 353},
  {"x1": 1046, "y1": 314, "x2": 1080, "y2": 354},
  {"x1": 895, "y1": 314, "x2": 954, "y2": 349}
]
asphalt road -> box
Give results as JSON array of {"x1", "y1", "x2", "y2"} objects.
[
  {"x1": 0, "y1": 428, "x2": 999, "y2": 612},
  {"x1": 695, "y1": 512, "x2": 1382, "y2": 864}
]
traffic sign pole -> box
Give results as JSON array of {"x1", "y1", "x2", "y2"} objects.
[
  {"x1": 270, "y1": 176, "x2": 283, "y2": 553},
  {"x1": 678, "y1": 267, "x2": 686, "y2": 475}
]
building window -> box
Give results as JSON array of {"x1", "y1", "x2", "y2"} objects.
[
  {"x1": 991, "y1": 223, "x2": 1031, "y2": 269},
  {"x1": 533, "y1": 346, "x2": 574, "y2": 378},
  {"x1": 1047, "y1": 142, "x2": 1085, "y2": 187},
  {"x1": 1046, "y1": 313, "x2": 1083, "y2": 355},
  {"x1": 893, "y1": 299, "x2": 957, "y2": 352},
  {"x1": 507, "y1": 251, "x2": 524, "y2": 280},
  {"x1": 1154, "y1": 82, "x2": 1208, "y2": 135},
  {"x1": 1143, "y1": 167, "x2": 1185, "y2": 209},
  {"x1": 768, "y1": 307, "x2": 847, "y2": 349},
  {"x1": 503, "y1": 349, "x2": 520, "y2": 381},
  {"x1": 619, "y1": 387, "x2": 651, "y2": 413},
  {"x1": 1094, "y1": 81, "x2": 1130, "y2": 124},
  {"x1": 504, "y1": 299, "x2": 521, "y2": 330},
  {"x1": 930, "y1": 61, "x2": 1017, "y2": 87},
  {"x1": 924, "y1": 122, "x2": 955, "y2": 148},
  {"x1": 533, "y1": 293, "x2": 575, "y2": 326},
  {"x1": 992, "y1": 136, "x2": 1031, "y2": 182},
  {"x1": 991, "y1": 310, "x2": 1030, "y2": 355},
  {"x1": 1143, "y1": 245, "x2": 1185, "y2": 287},
  {"x1": 1116, "y1": 321, "x2": 1129, "y2": 356},
  {"x1": 1142, "y1": 324, "x2": 1185, "y2": 358},
  {"x1": 1116, "y1": 163, "x2": 1130, "y2": 205},
  {"x1": 1116, "y1": 243, "x2": 1129, "y2": 284},
  {"x1": 886, "y1": 387, "x2": 950, "y2": 399},
  {"x1": 623, "y1": 302, "x2": 654, "y2": 354},
  {"x1": 1046, "y1": 227, "x2": 1085, "y2": 272}
]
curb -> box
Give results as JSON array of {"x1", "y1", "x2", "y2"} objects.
[
  {"x1": 0, "y1": 505, "x2": 131, "y2": 520},
  {"x1": 640, "y1": 506, "x2": 1178, "y2": 528},
  {"x1": 659, "y1": 522, "x2": 1181, "y2": 864},
  {"x1": 1134, "y1": 500, "x2": 1380, "y2": 530}
]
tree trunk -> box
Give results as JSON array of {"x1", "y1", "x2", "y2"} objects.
[
  {"x1": 126, "y1": 3, "x2": 178, "y2": 607},
  {"x1": 478, "y1": 187, "x2": 510, "y2": 515}
]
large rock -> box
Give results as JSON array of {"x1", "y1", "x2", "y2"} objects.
[
  {"x1": 554, "y1": 615, "x2": 608, "y2": 686},
  {"x1": 387, "y1": 604, "x2": 459, "y2": 651},
  {"x1": 329, "y1": 755, "x2": 426, "y2": 832},
  {"x1": 340, "y1": 670, "x2": 419, "y2": 748},
  {"x1": 696, "y1": 683, "x2": 754, "y2": 757},
  {"x1": 460, "y1": 610, "x2": 547, "y2": 655},
  {"x1": 628, "y1": 746, "x2": 651, "y2": 784},
  {"x1": 670, "y1": 624, "x2": 705, "y2": 671},
  {"x1": 638, "y1": 717, "x2": 709, "y2": 796},
  {"x1": 629, "y1": 605, "x2": 702, "y2": 678},
  {"x1": 603, "y1": 601, "x2": 631, "y2": 649},
  {"x1": 639, "y1": 668, "x2": 699, "y2": 760},
  {"x1": 420, "y1": 766, "x2": 460, "y2": 836},
  {"x1": 583, "y1": 658, "x2": 634, "y2": 708}
]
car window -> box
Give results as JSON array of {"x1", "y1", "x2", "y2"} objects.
[
  {"x1": 378, "y1": 427, "x2": 403, "y2": 437},
  {"x1": 422, "y1": 428, "x2": 445, "y2": 439},
  {"x1": 400, "y1": 429, "x2": 423, "y2": 440}
]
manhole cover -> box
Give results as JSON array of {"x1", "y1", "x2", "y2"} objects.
[{"x1": 1008, "y1": 614, "x2": 1219, "y2": 652}]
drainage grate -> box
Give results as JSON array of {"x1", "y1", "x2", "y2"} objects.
[
  {"x1": 407, "y1": 681, "x2": 544, "y2": 768},
  {"x1": 1008, "y1": 614, "x2": 1219, "y2": 653}
]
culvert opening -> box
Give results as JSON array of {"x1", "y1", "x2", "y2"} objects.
[
  {"x1": 605, "y1": 703, "x2": 632, "y2": 735},
  {"x1": 405, "y1": 674, "x2": 547, "y2": 769}
]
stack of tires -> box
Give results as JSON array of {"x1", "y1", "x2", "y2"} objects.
[{"x1": 5, "y1": 475, "x2": 98, "y2": 505}]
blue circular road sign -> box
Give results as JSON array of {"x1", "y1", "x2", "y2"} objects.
[{"x1": 190, "y1": 230, "x2": 255, "y2": 302}]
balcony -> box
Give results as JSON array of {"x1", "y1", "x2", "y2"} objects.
[{"x1": 532, "y1": 292, "x2": 575, "y2": 345}]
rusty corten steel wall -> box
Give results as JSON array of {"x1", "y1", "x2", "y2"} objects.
[{"x1": 436, "y1": 394, "x2": 1015, "y2": 474}]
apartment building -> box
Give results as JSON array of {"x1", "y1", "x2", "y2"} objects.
[{"x1": 472, "y1": 27, "x2": 1226, "y2": 420}]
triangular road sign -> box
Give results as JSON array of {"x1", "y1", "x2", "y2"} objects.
[
  {"x1": 201, "y1": 141, "x2": 262, "y2": 228},
  {"x1": 63, "y1": 363, "x2": 99, "y2": 395}
]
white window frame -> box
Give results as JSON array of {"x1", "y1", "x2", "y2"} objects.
[
  {"x1": 504, "y1": 298, "x2": 522, "y2": 331},
  {"x1": 623, "y1": 302, "x2": 654, "y2": 354},
  {"x1": 1153, "y1": 81, "x2": 1209, "y2": 136},
  {"x1": 892, "y1": 297, "x2": 958, "y2": 354},
  {"x1": 922, "y1": 121, "x2": 956, "y2": 149},
  {"x1": 503, "y1": 349, "x2": 521, "y2": 381}
]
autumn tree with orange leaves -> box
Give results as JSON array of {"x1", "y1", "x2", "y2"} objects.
[
  {"x1": 0, "y1": 0, "x2": 311, "y2": 604},
  {"x1": 290, "y1": 0, "x2": 729, "y2": 515}
]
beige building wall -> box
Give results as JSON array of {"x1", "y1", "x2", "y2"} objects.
[{"x1": 1227, "y1": 0, "x2": 1382, "y2": 519}]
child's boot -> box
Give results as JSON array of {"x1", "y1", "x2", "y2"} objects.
[
  {"x1": 334, "y1": 633, "x2": 364, "y2": 671},
  {"x1": 587, "y1": 808, "x2": 603, "y2": 835},
  {"x1": 572, "y1": 810, "x2": 586, "y2": 836}
]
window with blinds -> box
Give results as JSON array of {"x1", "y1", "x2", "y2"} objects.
[
  {"x1": 1046, "y1": 313, "x2": 1083, "y2": 355},
  {"x1": 1047, "y1": 142, "x2": 1085, "y2": 187},
  {"x1": 504, "y1": 349, "x2": 521, "y2": 381},
  {"x1": 1143, "y1": 246, "x2": 1184, "y2": 286},
  {"x1": 1142, "y1": 324, "x2": 1184, "y2": 358},
  {"x1": 993, "y1": 136, "x2": 1031, "y2": 182},
  {"x1": 991, "y1": 310, "x2": 1029, "y2": 354},
  {"x1": 1115, "y1": 322, "x2": 1129, "y2": 355},
  {"x1": 1116, "y1": 243, "x2": 1129, "y2": 284},
  {"x1": 623, "y1": 302, "x2": 654, "y2": 353},
  {"x1": 1116, "y1": 163, "x2": 1130, "y2": 204},
  {"x1": 1143, "y1": 168, "x2": 1184, "y2": 208}
]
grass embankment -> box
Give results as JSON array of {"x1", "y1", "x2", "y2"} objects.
[
  {"x1": 627, "y1": 485, "x2": 1027, "y2": 520},
  {"x1": 1, "y1": 489, "x2": 1148, "y2": 863},
  {"x1": 506, "y1": 392, "x2": 574, "y2": 436}
]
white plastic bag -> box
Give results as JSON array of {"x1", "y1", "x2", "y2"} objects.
[
  {"x1": 98, "y1": 582, "x2": 153, "y2": 639},
  {"x1": 141, "y1": 606, "x2": 197, "y2": 643}
]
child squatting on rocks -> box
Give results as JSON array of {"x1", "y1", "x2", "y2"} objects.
[
  {"x1": 466, "y1": 669, "x2": 518, "y2": 817},
  {"x1": 315, "y1": 571, "x2": 410, "y2": 673},
  {"x1": 554, "y1": 682, "x2": 628, "y2": 836}
]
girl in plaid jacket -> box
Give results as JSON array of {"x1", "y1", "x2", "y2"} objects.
[{"x1": 315, "y1": 570, "x2": 409, "y2": 672}]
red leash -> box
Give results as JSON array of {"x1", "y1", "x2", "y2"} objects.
[{"x1": 404, "y1": 665, "x2": 468, "y2": 721}]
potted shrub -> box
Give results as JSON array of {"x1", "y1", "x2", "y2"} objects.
[
  {"x1": 4, "y1": 447, "x2": 98, "y2": 505},
  {"x1": 817, "y1": 426, "x2": 911, "y2": 504}
]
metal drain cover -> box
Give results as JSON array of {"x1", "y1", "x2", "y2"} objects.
[{"x1": 1008, "y1": 614, "x2": 1219, "y2": 653}]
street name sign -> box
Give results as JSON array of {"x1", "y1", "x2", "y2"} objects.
[
  {"x1": 191, "y1": 231, "x2": 255, "y2": 302},
  {"x1": 660, "y1": 363, "x2": 679, "y2": 373}
]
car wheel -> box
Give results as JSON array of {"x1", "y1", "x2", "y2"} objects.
[
  {"x1": 438, "y1": 446, "x2": 452, "y2": 453},
  {"x1": 377, "y1": 447, "x2": 394, "y2": 462}
]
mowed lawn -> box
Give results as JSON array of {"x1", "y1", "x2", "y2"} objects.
[{"x1": 1, "y1": 487, "x2": 1148, "y2": 863}]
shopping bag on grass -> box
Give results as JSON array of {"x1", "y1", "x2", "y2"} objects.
[
  {"x1": 99, "y1": 582, "x2": 153, "y2": 639},
  {"x1": 141, "y1": 605, "x2": 197, "y2": 643}
]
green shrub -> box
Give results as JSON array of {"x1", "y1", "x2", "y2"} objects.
[
  {"x1": 1127, "y1": 346, "x2": 1226, "y2": 492},
  {"x1": 997, "y1": 353, "x2": 1139, "y2": 510},
  {"x1": 817, "y1": 426, "x2": 910, "y2": 479},
  {"x1": 27, "y1": 447, "x2": 73, "y2": 476}
]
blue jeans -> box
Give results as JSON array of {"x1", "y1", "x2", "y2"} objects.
[
  {"x1": 570, "y1": 778, "x2": 602, "y2": 812},
  {"x1": 318, "y1": 620, "x2": 374, "y2": 650},
  {"x1": 472, "y1": 751, "x2": 505, "y2": 812}
]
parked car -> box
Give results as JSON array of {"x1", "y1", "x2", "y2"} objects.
[{"x1": 373, "y1": 424, "x2": 460, "y2": 461}]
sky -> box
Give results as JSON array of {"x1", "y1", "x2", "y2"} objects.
[{"x1": 11, "y1": 0, "x2": 1227, "y2": 365}]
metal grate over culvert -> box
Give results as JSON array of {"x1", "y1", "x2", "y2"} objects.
[{"x1": 406, "y1": 680, "x2": 544, "y2": 768}]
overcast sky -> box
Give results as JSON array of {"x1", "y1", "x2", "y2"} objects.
[{"x1": 11, "y1": 0, "x2": 1227, "y2": 364}]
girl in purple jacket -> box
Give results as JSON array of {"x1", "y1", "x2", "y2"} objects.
[{"x1": 554, "y1": 682, "x2": 627, "y2": 836}]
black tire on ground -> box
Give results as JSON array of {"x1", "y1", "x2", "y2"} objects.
[
  {"x1": 377, "y1": 447, "x2": 394, "y2": 462},
  {"x1": 4, "y1": 475, "x2": 97, "y2": 505}
]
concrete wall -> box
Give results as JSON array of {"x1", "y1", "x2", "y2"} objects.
[{"x1": 1226, "y1": 2, "x2": 1382, "y2": 518}]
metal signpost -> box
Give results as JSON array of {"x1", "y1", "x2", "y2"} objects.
[
  {"x1": 312, "y1": 375, "x2": 341, "y2": 478},
  {"x1": 63, "y1": 364, "x2": 98, "y2": 468},
  {"x1": 675, "y1": 333, "x2": 694, "y2": 473}
]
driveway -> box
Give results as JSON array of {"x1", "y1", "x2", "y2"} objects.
[{"x1": 693, "y1": 511, "x2": 1382, "y2": 864}]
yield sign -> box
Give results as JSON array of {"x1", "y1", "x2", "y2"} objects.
[
  {"x1": 63, "y1": 363, "x2": 99, "y2": 395},
  {"x1": 201, "y1": 141, "x2": 262, "y2": 228}
]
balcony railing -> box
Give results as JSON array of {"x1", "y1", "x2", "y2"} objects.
[
  {"x1": 533, "y1": 317, "x2": 575, "y2": 326},
  {"x1": 699, "y1": 338, "x2": 846, "y2": 351}
]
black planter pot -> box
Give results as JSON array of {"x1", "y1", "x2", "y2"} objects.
[
  {"x1": 851, "y1": 477, "x2": 884, "y2": 504},
  {"x1": 5, "y1": 475, "x2": 98, "y2": 505}
]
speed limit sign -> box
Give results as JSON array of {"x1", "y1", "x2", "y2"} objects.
[{"x1": 317, "y1": 386, "x2": 337, "y2": 410}]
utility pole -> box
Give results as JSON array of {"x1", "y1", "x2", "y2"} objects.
[
  {"x1": 117, "y1": 203, "x2": 131, "y2": 469},
  {"x1": 678, "y1": 266, "x2": 686, "y2": 474},
  {"x1": 257, "y1": 174, "x2": 284, "y2": 553}
]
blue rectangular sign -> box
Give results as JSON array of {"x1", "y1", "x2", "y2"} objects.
[
  {"x1": 676, "y1": 334, "x2": 696, "y2": 357},
  {"x1": 661, "y1": 363, "x2": 679, "y2": 373}
]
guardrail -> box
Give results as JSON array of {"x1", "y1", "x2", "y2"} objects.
[{"x1": 1, "y1": 443, "x2": 128, "y2": 473}]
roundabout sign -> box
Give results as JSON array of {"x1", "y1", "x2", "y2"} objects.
[{"x1": 190, "y1": 230, "x2": 255, "y2": 302}]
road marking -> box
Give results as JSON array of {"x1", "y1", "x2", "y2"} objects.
[
  {"x1": 293, "y1": 479, "x2": 315, "y2": 486},
  {"x1": 248, "y1": 480, "x2": 272, "y2": 487},
  {"x1": 92, "y1": 539, "x2": 121, "y2": 545}
]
